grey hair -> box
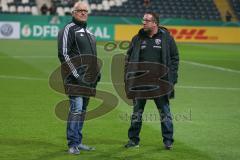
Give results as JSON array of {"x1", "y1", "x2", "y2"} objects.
[{"x1": 72, "y1": 1, "x2": 89, "y2": 11}]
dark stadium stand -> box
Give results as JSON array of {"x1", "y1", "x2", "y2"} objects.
[
  {"x1": 0, "y1": 0, "x2": 37, "y2": 14},
  {"x1": 229, "y1": 0, "x2": 240, "y2": 20},
  {"x1": 90, "y1": 0, "x2": 221, "y2": 21},
  {"x1": 52, "y1": 0, "x2": 77, "y2": 7},
  {"x1": 0, "y1": 0, "x2": 222, "y2": 21}
]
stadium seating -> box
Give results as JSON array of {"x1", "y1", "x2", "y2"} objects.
[
  {"x1": 0, "y1": 0, "x2": 222, "y2": 21},
  {"x1": 229, "y1": 0, "x2": 240, "y2": 20},
  {"x1": 0, "y1": 0, "x2": 37, "y2": 14},
  {"x1": 89, "y1": 0, "x2": 221, "y2": 21}
]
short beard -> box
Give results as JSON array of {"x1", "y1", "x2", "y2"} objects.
[{"x1": 144, "y1": 28, "x2": 151, "y2": 35}]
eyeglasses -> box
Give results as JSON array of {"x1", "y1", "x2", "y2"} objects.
[
  {"x1": 73, "y1": 9, "x2": 88, "y2": 14},
  {"x1": 142, "y1": 19, "x2": 155, "y2": 23}
]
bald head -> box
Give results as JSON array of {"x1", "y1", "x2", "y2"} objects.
[{"x1": 72, "y1": 1, "x2": 89, "y2": 22}]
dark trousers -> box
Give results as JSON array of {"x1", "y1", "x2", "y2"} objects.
[{"x1": 128, "y1": 96, "x2": 174, "y2": 144}]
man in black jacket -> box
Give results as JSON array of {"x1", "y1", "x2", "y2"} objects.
[
  {"x1": 58, "y1": 1, "x2": 100, "y2": 155},
  {"x1": 124, "y1": 12, "x2": 179, "y2": 150}
]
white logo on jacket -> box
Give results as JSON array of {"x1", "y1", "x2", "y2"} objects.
[{"x1": 155, "y1": 39, "x2": 161, "y2": 45}]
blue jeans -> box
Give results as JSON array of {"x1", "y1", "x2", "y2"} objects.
[{"x1": 67, "y1": 96, "x2": 89, "y2": 147}]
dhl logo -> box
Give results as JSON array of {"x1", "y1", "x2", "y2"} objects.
[{"x1": 168, "y1": 28, "x2": 217, "y2": 40}]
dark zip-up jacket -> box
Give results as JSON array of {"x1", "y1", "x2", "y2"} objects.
[
  {"x1": 58, "y1": 18, "x2": 99, "y2": 96},
  {"x1": 125, "y1": 27, "x2": 179, "y2": 99}
]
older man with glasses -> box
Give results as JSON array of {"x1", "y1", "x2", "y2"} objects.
[{"x1": 58, "y1": 1, "x2": 100, "y2": 155}]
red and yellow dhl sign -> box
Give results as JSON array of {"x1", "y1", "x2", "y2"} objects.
[{"x1": 115, "y1": 25, "x2": 240, "y2": 44}]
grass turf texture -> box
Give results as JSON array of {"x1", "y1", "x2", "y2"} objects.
[{"x1": 0, "y1": 40, "x2": 240, "y2": 160}]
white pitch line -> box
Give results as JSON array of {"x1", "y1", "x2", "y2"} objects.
[
  {"x1": 100, "y1": 82, "x2": 240, "y2": 91},
  {"x1": 1, "y1": 75, "x2": 239, "y2": 91},
  {"x1": 182, "y1": 60, "x2": 240, "y2": 74},
  {"x1": 3, "y1": 55, "x2": 239, "y2": 74},
  {"x1": 0, "y1": 55, "x2": 116, "y2": 59},
  {"x1": 0, "y1": 75, "x2": 46, "y2": 81},
  {"x1": 176, "y1": 85, "x2": 240, "y2": 91},
  {"x1": 0, "y1": 56, "x2": 56, "y2": 58}
]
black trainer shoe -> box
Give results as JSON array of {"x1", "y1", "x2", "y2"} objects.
[
  {"x1": 124, "y1": 140, "x2": 139, "y2": 148},
  {"x1": 164, "y1": 141, "x2": 173, "y2": 150}
]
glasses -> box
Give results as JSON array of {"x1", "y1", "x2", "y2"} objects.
[
  {"x1": 74, "y1": 9, "x2": 88, "y2": 14},
  {"x1": 142, "y1": 19, "x2": 155, "y2": 23}
]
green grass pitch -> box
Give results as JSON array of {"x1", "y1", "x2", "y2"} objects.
[{"x1": 0, "y1": 40, "x2": 240, "y2": 160}]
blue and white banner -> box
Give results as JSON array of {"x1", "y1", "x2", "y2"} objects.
[{"x1": 0, "y1": 21, "x2": 20, "y2": 39}]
